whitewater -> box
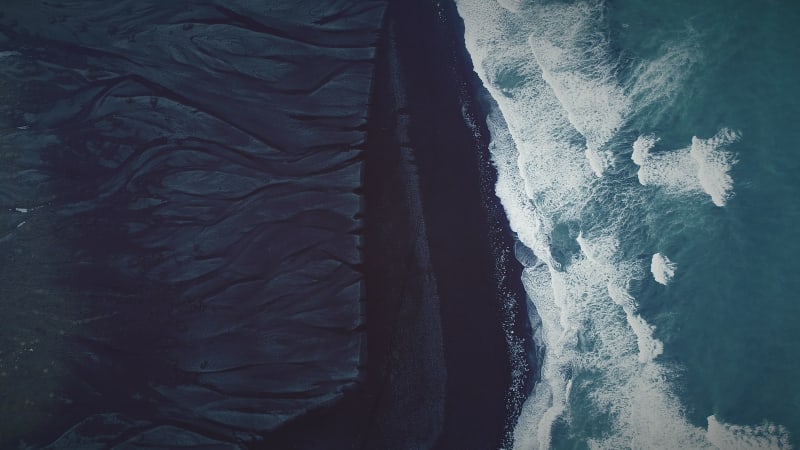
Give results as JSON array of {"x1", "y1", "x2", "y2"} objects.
[{"x1": 455, "y1": 0, "x2": 795, "y2": 448}]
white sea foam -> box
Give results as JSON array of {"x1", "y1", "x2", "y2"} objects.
[
  {"x1": 586, "y1": 147, "x2": 613, "y2": 178},
  {"x1": 526, "y1": 2, "x2": 629, "y2": 177},
  {"x1": 497, "y1": 0, "x2": 522, "y2": 13},
  {"x1": 513, "y1": 265, "x2": 570, "y2": 450},
  {"x1": 539, "y1": 231, "x2": 704, "y2": 449},
  {"x1": 651, "y1": 253, "x2": 677, "y2": 285},
  {"x1": 707, "y1": 415, "x2": 793, "y2": 450},
  {"x1": 577, "y1": 234, "x2": 664, "y2": 364},
  {"x1": 628, "y1": 37, "x2": 698, "y2": 114},
  {"x1": 458, "y1": 0, "x2": 592, "y2": 225},
  {"x1": 626, "y1": 310, "x2": 664, "y2": 362},
  {"x1": 457, "y1": 1, "x2": 696, "y2": 447},
  {"x1": 454, "y1": 0, "x2": 788, "y2": 448},
  {"x1": 632, "y1": 134, "x2": 658, "y2": 166},
  {"x1": 635, "y1": 129, "x2": 739, "y2": 207},
  {"x1": 691, "y1": 128, "x2": 739, "y2": 207}
]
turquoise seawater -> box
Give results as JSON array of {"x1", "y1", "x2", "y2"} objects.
[
  {"x1": 619, "y1": 0, "x2": 800, "y2": 437},
  {"x1": 456, "y1": 0, "x2": 800, "y2": 448}
]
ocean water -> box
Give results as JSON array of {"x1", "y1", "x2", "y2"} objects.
[{"x1": 455, "y1": 0, "x2": 800, "y2": 449}]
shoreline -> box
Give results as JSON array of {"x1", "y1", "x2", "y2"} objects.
[
  {"x1": 262, "y1": 0, "x2": 536, "y2": 448},
  {"x1": 390, "y1": 1, "x2": 535, "y2": 447}
]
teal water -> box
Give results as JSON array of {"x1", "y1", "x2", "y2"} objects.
[
  {"x1": 625, "y1": 0, "x2": 800, "y2": 438},
  {"x1": 456, "y1": 0, "x2": 800, "y2": 448}
]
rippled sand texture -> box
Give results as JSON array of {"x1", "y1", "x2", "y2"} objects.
[{"x1": 0, "y1": 0, "x2": 385, "y2": 446}]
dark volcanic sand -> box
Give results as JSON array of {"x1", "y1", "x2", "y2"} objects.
[
  {"x1": 262, "y1": 0, "x2": 535, "y2": 449},
  {"x1": 0, "y1": 0, "x2": 534, "y2": 446}
]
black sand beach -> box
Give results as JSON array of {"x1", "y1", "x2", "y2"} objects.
[
  {"x1": 0, "y1": 0, "x2": 534, "y2": 448},
  {"x1": 263, "y1": 0, "x2": 535, "y2": 449}
]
